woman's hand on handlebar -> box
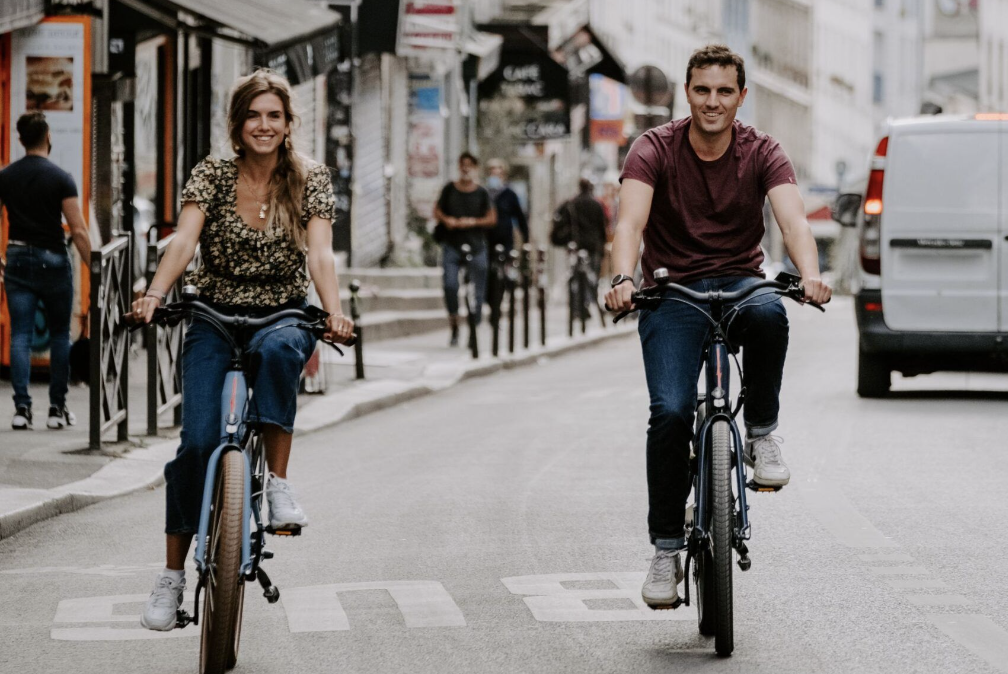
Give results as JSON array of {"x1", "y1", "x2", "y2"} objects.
[
  {"x1": 800, "y1": 276, "x2": 832, "y2": 305},
  {"x1": 604, "y1": 279, "x2": 636, "y2": 312},
  {"x1": 129, "y1": 295, "x2": 162, "y2": 324},
  {"x1": 325, "y1": 313, "x2": 355, "y2": 344}
]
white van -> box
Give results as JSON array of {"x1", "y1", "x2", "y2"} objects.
[{"x1": 832, "y1": 114, "x2": 1008, "y2": 397}]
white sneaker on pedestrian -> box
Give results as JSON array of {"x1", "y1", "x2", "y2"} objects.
[
  {"x1": 46, "y1": 406, "x2": 76, "y2": 429},
  {"x1": 642, "y1": 548, "x2": 685, "y2": 609},
  {"x1": 11, "y1": 406, "x2": 32, "y2": 430},
  {"x1": 266, "y1": 473, "x2": 308, "y2": 530},
  {"x1": 744, "y1": 434, "x2": 791, "y2": 487},
  {"x1": 140, "y1": 574, "x2": 185, "y2": 631}
]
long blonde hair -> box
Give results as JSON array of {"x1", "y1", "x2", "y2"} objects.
[{"x1": 227, "y1": 69, "x2": 307, "y2": 248}]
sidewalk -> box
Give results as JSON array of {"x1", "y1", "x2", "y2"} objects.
[{"x1": 0, "y1": 304, "x2": 636, "y2": 540}]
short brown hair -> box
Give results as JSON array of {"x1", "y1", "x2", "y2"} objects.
[
  {"x1": 16, "y1": 111, "x2": 48, "y2": 149},
  {"x1": 686, "y1": 44, "x2": 745, "y2": 92}
]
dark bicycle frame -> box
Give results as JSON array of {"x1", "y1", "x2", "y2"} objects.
[{"x1": 613, "y1": 272, "x2": 823, "y2": 604}]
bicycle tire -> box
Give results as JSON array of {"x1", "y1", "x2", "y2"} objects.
[
  {"x1": 200, "y1": 450, "x2": 246, "y2": 674},
  {"x1": 711, "y1": 419, "x2": 734, "y2": 656},
  {"x1": 692, "y1": 402, "x2": 717, "y2": 637}
]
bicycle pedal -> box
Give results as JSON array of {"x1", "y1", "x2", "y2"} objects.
[
  {"x1": 263, "y1": 586, "x2": 280, "y2": 603},
  {"x1": 266, "y1": 526, "x2": 302, "y2": 536},
  {"x1": 746, "y1": 480, "x2": 782, "y2": 493},
  {"x1": 648, "y1": 598, "x2": 683, "y2": 611},
  {"x1": 175, "y1": 609, "x2": 195, "y2": 629},
  {"x1": 262, "y1": 549, "x2": 274, "y2": 559}
]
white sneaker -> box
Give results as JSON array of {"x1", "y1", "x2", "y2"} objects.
[
  {"x1": 11, "y1": 406, "x2": 32, "y2": 430},
  {"x1": 266, "y1": 473, "x2": 308, "y2": 529},
  {"x1": 47, "y1": 406, "x2": 76, "y2": 429},
  {"x1": 140, "y1": 574, "x2": 184, "y2": 631},
  {"x1": 744, "y1": 434, "x2": 791, "y2": 487},
  {"x1": 642, "y1": 548, "x2": 685, "y2": 609}
]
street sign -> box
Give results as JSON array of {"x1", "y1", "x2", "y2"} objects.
[{"x1": 629, "y1": 65, "x2": 672, "y2": 107}]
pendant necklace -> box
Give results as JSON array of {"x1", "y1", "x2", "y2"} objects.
[{"x1": 240, "y1": 170, "x2": 269, "y2": 220}]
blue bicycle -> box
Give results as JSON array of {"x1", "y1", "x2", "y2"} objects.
[
  {"x1": 139, "y1": 288, "x2": 351, "y2": 674},
  {"x1": 612, "y1": 270, "x2": 824, "y2": 657}
]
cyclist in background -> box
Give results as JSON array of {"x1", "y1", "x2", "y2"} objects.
[
  {"x1": 130, "y1": 69, "x2": 353, "y2": 631},
  {"x1": 604, "y1": 45, "x2": 831, "y2": 610}
]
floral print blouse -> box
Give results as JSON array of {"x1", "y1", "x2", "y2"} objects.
[{"x1": 180, "y1": 156, "x2": 337, "y2": 307}]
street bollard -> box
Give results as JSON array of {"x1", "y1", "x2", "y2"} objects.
[
  {"x1": 507, "y1": 248, "x2": 519, "y2": 354},
  {"x1": 537, "y1": 245, "x2": 548, "y2": 347},
  {"x1": 349, "y1": 280, "x2": 365, "y2": 380},
  {"x1": 491, "y1": 244, "x2": 506, "y2": 357},
  {"x1": 461, "y1": 243, "x2": 479, "y2": 359},
  {"x1": 566, "y1": 241, "x2": 578, "y2": 338},
  {"x1": 578, "y1": 248, "x2": 590, "y2": 335},
  {"x1": 521, "y1": 243, "x2": 532, "y2": 349}
]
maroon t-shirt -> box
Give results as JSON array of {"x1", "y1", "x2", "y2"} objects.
[{"x1": 619, "y1": 118, "x2": 796, "y2": 286}]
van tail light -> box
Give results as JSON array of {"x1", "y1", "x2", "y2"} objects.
[{"x1": 860, "y1": 136, "x2": 887, "y2": 275}]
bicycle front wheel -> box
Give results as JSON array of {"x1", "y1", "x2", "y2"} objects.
[
  {"x1": 711, "y1": 419, "x2": 734, "y2": 656},
  {"x1": 200, "y1": 449, "x2": 246, "y2": 674}
]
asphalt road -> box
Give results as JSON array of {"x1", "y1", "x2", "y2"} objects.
[{"x1": 2, "y1": 297, "x2": 1007, "y2": 674}]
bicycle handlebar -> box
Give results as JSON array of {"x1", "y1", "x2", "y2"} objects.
[{"x1": 605, "y1": 273, "x2": 826, "y2": 324}]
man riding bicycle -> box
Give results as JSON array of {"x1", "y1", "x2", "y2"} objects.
[{"x1": 604, "y1": 45, "x2": 832, "y2": 610}]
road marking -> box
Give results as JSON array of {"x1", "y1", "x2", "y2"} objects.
[
  {"x1": 1, "y1": 563, "x2": 162, "y2": 577},
  {"x1": 51, "y1": 593, "x2": 197, "y2": 641},
  {"x1": 280, "y1": 581, "x2": 466, "y2": 632},
  {"x1": 904, "y1": 595, "x2": 971, "y2": 607},
  {"x1": 868, "y1": 566, "x2": 929, "y2": 576},
  {"x1": 925, "y1": 614, "x2": 1008, "y2": 673},
  {"x1": 885, "y1": 578, "x2": 949, "y2": 590},
  {"x1": 501, "y1": 573, "x2": 696, "y2": 622},
  {"x1": 857, "y1": 553, "x2": 915, "y2": 563},
  {"x1": 796, "y1": 480, "x2": 896, "y2": 548}
]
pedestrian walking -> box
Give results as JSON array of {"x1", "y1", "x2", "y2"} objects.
[
  {"x1": 433, "y1": 152, "x2": 496, "y2": 346},
  {"x1": 484, "y1": 158, "x2": 528, "y2": 252},
  {"x1": 0, "y1": 111, "x2": 90, "y2": 430},
  {"x1": 128, "y1": 69, "x2": 354, "y2": 631},
  {"x1": 551, "y1": 178, "x2": 608, "y2": 317}
]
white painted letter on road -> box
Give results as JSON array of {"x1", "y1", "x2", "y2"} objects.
[
  {"x1": 502, "y1": 573, "x2": 695, "y2": 622},
  {"x1": 51, "y1": 593, "x2": 197, "y2": 641}
]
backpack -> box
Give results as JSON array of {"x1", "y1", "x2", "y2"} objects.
[{"x1": 550, "y1": 201, "x2": 574, "y2": 246}]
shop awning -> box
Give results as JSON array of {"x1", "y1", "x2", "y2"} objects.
[
  {"x1": 463, "y1": 31, "x2": 503, "y2": 82},
  {"x1": 0, "y1": 0, "x2": 44, "y2": 34},
  {"x1": 132, "y1": 0, "x2": 342, "y2": 49},
  {"x1": 554, "y1": 25, "x2": 626, "y2": 84}
]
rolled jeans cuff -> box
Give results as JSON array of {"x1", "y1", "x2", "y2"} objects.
[
  {"x1": 746, "y1": 419, "x2": 779, "y2": 438},
  {"x1": 652, "y1": 535, "x2": 686, "y2": 551}
]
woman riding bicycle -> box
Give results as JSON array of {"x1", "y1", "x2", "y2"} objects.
[{"x1": 131, "y1": 69, "x2": 354, "y2": 631}]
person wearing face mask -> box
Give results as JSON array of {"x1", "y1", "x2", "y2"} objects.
[
  {"x1": 484, "y1": 159, "x2": 528, "y2": 252},
  {"x1": 433, "y1": 152, "x2": 497, "y2": 346},
  {"x1": 0, "y1": 111, "x2": 90, "y2": 431}
]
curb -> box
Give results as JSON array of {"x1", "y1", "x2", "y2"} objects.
[{"x1": 0, "y1": 323, "x2": 635, "y2": 541}]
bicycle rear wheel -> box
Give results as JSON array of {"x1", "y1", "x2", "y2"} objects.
[
  {"x1": 200, "y1": 449, "x2": 246, "y2": 674},
  {"x1": 711, "y1": 419, "x2": 734, "y2": 656}
]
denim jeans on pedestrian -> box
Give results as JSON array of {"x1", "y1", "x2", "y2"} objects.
[
  {"x1": 3, "y1": 244, "x2": 74, "y2": 411},
  {"x1": 164, "y1": 307, "x2": 317, "y2": 534},
  {"x1": 637, "y1": 276, "x2": 789, "y2": 549},
  {"x1": 442, "y1": 243, "x2": 488, "y2": 323}
]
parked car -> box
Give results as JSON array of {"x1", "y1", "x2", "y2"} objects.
[{"x1": 833, "y1": 114, "x2": 1008, "y2": 397}]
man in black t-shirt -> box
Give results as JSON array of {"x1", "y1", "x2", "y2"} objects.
[
  {"x1": 433, "y1": 152, "x2": 496, "y2": 346},
  {"x1": 0, "y1": 111, "x2": 91, "y2": 430}
]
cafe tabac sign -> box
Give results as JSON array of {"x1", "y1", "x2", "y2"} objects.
[{"x1": 479, "y1": 48, "x2": 570, "y2": 142}]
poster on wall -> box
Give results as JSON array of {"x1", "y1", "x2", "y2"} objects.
[
  {"x1": 407, "y1": 77, "x2": 444, "y2": 219},
  {"x1": 9, "y1": 18, "x2": 90, "y2": 204}
]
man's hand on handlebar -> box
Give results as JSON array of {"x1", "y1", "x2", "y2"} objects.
[
  {"x1": 800, "y1": 276, "x2": 832, "y2": 305},
  {"x1": 604, "y1": 278, "x2": 636, "y2": 313},
  {"x1": 325, "y1": 314, "x2": 355, "y2": 345}
]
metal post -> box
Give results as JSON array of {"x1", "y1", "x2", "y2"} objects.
[
  {"x1": 146, "y1": 240, "x2": 158, "y2": 436},
  {"x1": 349, "y1": 280, "x2": 364, "y2": 380},
  {"x1": 89, "y1": 250, "x2": 102, "y2": 451},
  {"x1": 491, "y1": 244, "x2": 505, "y2": 357},
  {"x1": 118, "y1": 235, "x2": 132, "y2": 442},
  {"x1": 461, "y1": 245, "x2": 478, "y2": 359},
  {"x1": 578, "y1": 248, "x2": 589, "y2": 335},
  {"x1": 521, "y1": 243, "x2": 531, "y2": 349},
  {"x1": 537, "y1": 245, "x2": 547, "y2": 347},
  {"x1": 507, "y1": 249, "x2": 518, "y2": 354},
  {"x1": 567, "y1": 241, "x2": 577, "y2": 338}
]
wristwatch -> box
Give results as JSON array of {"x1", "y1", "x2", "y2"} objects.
[{"x1": 611, "y1": 274, "x2": 634, "y2": 288}]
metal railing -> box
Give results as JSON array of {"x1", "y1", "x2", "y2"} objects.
[
  {"x1": 146, "y1": 234, "x2": 183, "y2": 435},
  {"x1": 89, "y1": 235, "x2": 132, "y2": 451}
]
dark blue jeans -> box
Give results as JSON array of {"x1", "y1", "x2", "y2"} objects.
[
  {"x1": 637, "y1": 276, "x2": 789, "y2": 548},
  {"x1": 3, "y1": 245, "x2": 74, "y2": 410},
  {"x1": 442, "y1": 243, "x2": 488, "y2": 323},
  {"x1": 164, "y1": 309, "x2": 316, "y2": 534}
]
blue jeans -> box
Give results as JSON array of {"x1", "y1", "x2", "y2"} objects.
[
  {"x1": 3, "y1": 245, "x2": 74, "y2": 410},
  {"x1": 637, "y1": 276, "x2": 789, "y2": 548},
  {"x1": 164, "y1": 308, "x2": 317, "y2": 534},
  {"x1": 442, "y1": 244, "x2": 488, "y2": 323}
]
